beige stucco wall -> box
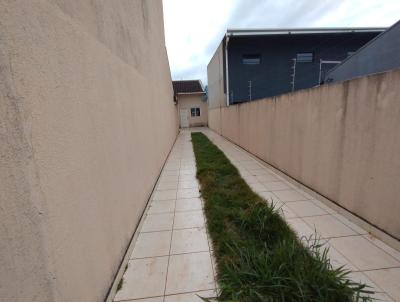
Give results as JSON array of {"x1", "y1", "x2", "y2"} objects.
[
  {"x1": 0, "y1": 1, "x2": 178, "y2": 302},
  {"x1": 207, "y1": 42, "x2": 226, "y2": 109},
  {"x1": 177, "y1": 94, "x2": 208, "y2": 127},
  {"x1": 209, "y1": 69, "x2": 400, "y2": 240}
]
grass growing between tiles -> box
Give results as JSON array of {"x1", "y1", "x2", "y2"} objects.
[
  {"x1": 116, "y1": 264, "x2": 128, "y2": 292},
  {"x1": 191, "y1": 132, "x2": 372, "y2": 302}
]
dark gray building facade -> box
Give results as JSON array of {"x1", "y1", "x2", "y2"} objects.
[
  {"x1": 325, "y1": 20, "x2": 400, "y2": 83},
  {"x1": 209, "y1": 28, "x2": 385, "y2": 106}
]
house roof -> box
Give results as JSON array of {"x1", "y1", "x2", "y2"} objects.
[
  {"x1": 226, "y1": 27, "x2": 387, "y2": 37},
  {"x1": 172, "y1": 80, "x2": 204, "y2": 94}
]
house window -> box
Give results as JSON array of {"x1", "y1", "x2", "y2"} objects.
[
  {"x1": 242, "y1": 54, "x2": 261, "y2": 65},
  {"x1": 296, "y1": 52, "x2": 313, "y2": 63},
  {"x1": 191, "y1": 107, "x2": 200, "y2": 117}
]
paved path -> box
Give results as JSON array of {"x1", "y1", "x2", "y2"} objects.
[
  {"x1": 114, "y1": 128, "x2": 400, "y2": 302},
  {"x1": 114, "y1": 131, "x2": 217, "y2": 302}
]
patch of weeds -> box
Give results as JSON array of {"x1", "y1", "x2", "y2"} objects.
[
  {"x1": 116, "y1": 264, "x2": 128, "y2": 292},
  {"x1": 191, "y1": 132, "x2": 373, "y2": 302}
]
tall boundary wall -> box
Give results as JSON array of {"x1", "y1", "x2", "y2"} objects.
[
  {"x1": 0, "y1": 1, "x2": 178, "y2": 301},
  {"x1": 209, "y1": 69, "x2": 400, "y2": 241}
]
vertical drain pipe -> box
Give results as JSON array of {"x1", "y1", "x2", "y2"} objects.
[{"x1": 225, "y1": 33, "x2": 230, "y2": 107}]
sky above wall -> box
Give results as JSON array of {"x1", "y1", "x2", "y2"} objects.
[{"x1": 163, "y1": 0, "x2": 400, "y2": 85}]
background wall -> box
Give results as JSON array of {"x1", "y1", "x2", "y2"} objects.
[
  {"x1": 0, "y1": 1, "x2": 178, "y2": 301},
  {"x1": 177, "y1": 95, "x2": 208, "y2": 127},
  {"x1": 207, "y1": 42, "x2": 226, "y2": 110},
  {"x1": 227, "y1": 32, "x2": 380, "y2": 103},
  {"x1": 208, "y1": 69, "x2": 400, "y2": 240}
]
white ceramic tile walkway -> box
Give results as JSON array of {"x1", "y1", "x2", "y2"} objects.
[
  {"x1": 114, "y1": 131, "x2": 217, "y2": 302},
  {"x1": 114, "y1": 128, "x2": 400, "y2": 302}
]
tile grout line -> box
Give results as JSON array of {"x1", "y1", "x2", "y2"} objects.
[
  {"x1": 131, "y1": 248, "x2": 214, "y2": 261},
  {"x1": 161, "y1": 143, "x2": 181, "y2": 302},
  {"x1": 140, "y1": 225, "x2": 206, "y2": 234},
  {"x1": 116, "y1": 287, "x2": 217, "y2": 302}
]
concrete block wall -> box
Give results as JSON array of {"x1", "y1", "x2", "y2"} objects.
[
  {"x1": 0, "y1": 1, "x2": 178, "y2": 301},
  {"x1": 209, "y1": 69, "x2": 400, "y2": 241}
]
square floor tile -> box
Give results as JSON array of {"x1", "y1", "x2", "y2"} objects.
[
  {"x1": 371, "y1": 293, "x2": 395, "y2": 302},
  {"x1": 363, "y1": 234, "x2": 400, "y2": 261},
  {"x1": 286, "y1": 218, "x2": 316, "y2": 240},
  {"x1": 263, "y1": 181, "x2": 291, "y2": 191},
  {"x1": 152, "y1": 190, "x2": 177, "y2": 201},
  {"x1": 164, "y1": 290, "x2": 217, "y2": 302},
  {"x1": 181, "y1": 160, "x2": 195, "y2": 165},
  {"x1": 256, "y1": 174, "x2": 279, "y2": 182},
  {"x1": 129, "y1": 297, "x2": 164, "y2": 302},
  {"x1": 166, "y1": 159, "x2": 180, "y2": 164},
  {"x1": 239, "y1": 170, "x2": 250, "y2": 177},
  {"x1": 302, "y1": 215, "x2": 357, "y2": 238},
  {"x1": 159, "y1": 175, "x2": 179, "y2": 183},
  {"x1": 179, "y1": 175, "x2": 197, "y2": 182},
  {"x1": 258, "y1": 191, "x2": 282, "y2": 204},
  {"x1": 141, "y1": 213, "x2": 174, "y2": 232},
  {"x1": 286, "y1": 200, "x2": 328, "y2": 217},
  {"x1": 180, "y1": 169, "x2": 196, "y2": 176},
  {"x1": 175, "y1": 198, "x2": 203, "y2": 212},
  {"x1": 329, "y1": 236, "x2": 400, "y2": 270},
  {"x1": 162, "y1": 170, "x2": 180, "y2": 176},
  {"x1": 249, "y1": 182, "x2": 268, "y2": 193},
  {"x1": 147, "y1": 200, "x2": 175, "y2": 214},
  {"x1": 114, "y1": 257, "x2": 168, "y2": 301},
  {"x1": 180, "y1": 163, "x2": 196, "y2": 169},
  {"x1": 333, "y1": 214, "x2": 368, "y2": 235},
  {"x1": 310, "y1": 199, "x2": 337, "y2": 214},
  {"x1": 325, "y1": 245, "x2": 358, "y2": 271},
  {"x1": 174, "y1": 211, "x2": 205, "y2": 229},
  {"x1": 131, "y1": 231, "x2": 171, "y2": 258},
  {"x1": 248, "y1": 169, "x2": 269, "y2": 177},
  {"x1": 364, "y1": 268, "x2": 400, "y2": 301},
  {"x1": 178, "y1": 181, "x2": 199, "y2": 189},
  {"x1": 157, "y1": 181, "x2": 178, "y2": 190},
  {"x1": 165, "y1": 252, "x2": 215, "y2": 295},
  {"x1": 242, "y1": 175, "x2": 258, "y2": 184},
  {"x1": 272, "y1": 189, "x2": 309, "y2": 202},
  {"x1": 349, "y1": 271, "x2": 383, "y2": 293},
  {"x1": 246, "y1": 163, "x2": 264, "y2": 170},
  {"x1": 277, "y1": 205, "x2": 297, "y2": 219},
  {"x1": 171, "y1": 228, "x2": 209, "y2": 254},
  {"x1": 165, "y1": 164, "x2": 180, "y2": 171},
  {"x1": 177, "y1": 188, "x2": 200, "y2": 199}
]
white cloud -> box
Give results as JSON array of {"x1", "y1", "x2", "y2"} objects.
[{"x1": 163, "y1": 0, "x2": 400, "y2": 84}]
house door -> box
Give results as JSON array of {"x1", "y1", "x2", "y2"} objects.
[{"x1": 179, "y1": 109, "x2": 189, "y2": 128}]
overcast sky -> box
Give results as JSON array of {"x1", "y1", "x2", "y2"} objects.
[{"x1": 163, "y1": 0, "x2": 400, "y2": 85}]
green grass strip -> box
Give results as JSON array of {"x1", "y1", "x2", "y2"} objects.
[{"x1": 191, "y1": 132, "x2": 372, "y2": 302}]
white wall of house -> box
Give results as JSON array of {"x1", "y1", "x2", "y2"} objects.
[{"x1": 177, "y1": 94, "x2": 208, "y2": 127}]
